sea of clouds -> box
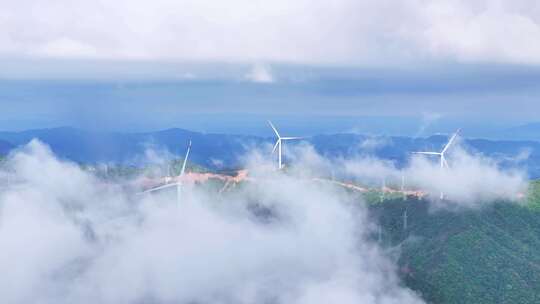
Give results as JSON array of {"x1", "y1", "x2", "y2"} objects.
[
  {"x1": 286, "y1": 137, "x2": 528, "y2": 210},
  {"x1": 0, "y1": 140, "x2": 426, "y2": 304},
  {"x1": 0, "y1": 136, "x2": 529, "y2": 303}
]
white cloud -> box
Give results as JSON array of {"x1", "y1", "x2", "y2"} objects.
[
  {"x1": 341, "y1": 142, "x2": 528, "y2": 209},
  {"x1": 0, "y1": 138, "x2": 528, "y2": 303},
  {"x1": 35, "y1": 38, "x2": 100, "y2": 58},
  {"x1": 245, "y1": 64, "x2": 274, "y2": 83},
  {"x1": 415, "y1": 112, "x2": 443, "y2": 137},
  {"x1": 406, "y1": 147, "x2": 527, "y2": 209},
  {"x1": 418, "y1": 1, "x2": 540, "y2": 64},
  {"x1": 0, "y1": 140, "x2": 425, "y2": 304},
  {"x1": 343, "y1": 156, "x2": 398, "y2": 185},
  {"x1": 253, "y1": 136, "x2": 528, "y2": 210},
  {"x1": 2, "y1": 0, "x2": 540, "y2": 64},
  {"x1": 359, "y1": 137, "x2": 391, "y2": 151}
]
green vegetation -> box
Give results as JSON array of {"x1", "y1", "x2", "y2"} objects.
[
  {"x1": 526, "y1": 180, "x2": 540, "y2": 211},
  {"x1": 363, "y1": 189, "x2": 407, "y2": 205},
  {"x1": 79, "y1": 160, "x2": 211, "y2": 181},
  {"x1": 371, "y1": 191, "x2": 540, "y2": 304},
  {"x1": 169, "y1": 159, "x2": 210, "y2": 175}
]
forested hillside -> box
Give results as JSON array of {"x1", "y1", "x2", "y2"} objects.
[{"x1": 370, "y1": 185, "x2": 540, "y2": 304}]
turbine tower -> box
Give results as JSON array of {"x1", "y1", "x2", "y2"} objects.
[
  {"x1": 412, "y1": 129, "x2": 460, "y2": 200},
  {"x1": 268, "y1": 120, "x2": 302, "y2": 170},
  {"x1": 142, "y1": 140, "x2": 192, "y2": 206},
  {"x1": 403, "y1": 208, "x2": 408, "y2": 231},
  {"x1": 401, "y1": 172, "x2": 406, "y2": 201},
  {"x1": 380, "y1": 178, "x2": 386, "y2": 203},
  {"x1": 177, "y1": 140, "x2": 191, "y2": 202}
]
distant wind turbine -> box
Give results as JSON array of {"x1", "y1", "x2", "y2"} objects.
[
  {"x1": 164, "y1": 163, "x2": 172, "y2": 183},
  {"x1": 412, "y1": 129, "x2": 461, "y2": 199},
  {"x1": 403, "y1": 207, "x2": 408, "y2": 231},
  {"x1": 268, "y1": 120, "x2": 303, "y2": 170},
  {"x1": 401, "y1": 172, "x2": 406, "y2": 201},
  {"x1": 380, "y1": 178, "x2": 386, "y2": 203},
  {"x1": 141, "y1": 140, "x2": 192, "y2": 205}
]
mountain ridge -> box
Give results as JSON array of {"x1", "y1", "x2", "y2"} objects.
[{"x1": 0, "y1": 127, "x2": 538, "y2": 176}]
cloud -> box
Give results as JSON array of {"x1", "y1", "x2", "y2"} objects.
[
  {"x1": 36, "y1": 38, "x2": 100, "y2": 58},
  {"x1": 406, "y1": 147, "x2": 527, "y2": 209},
  {"x1": 250, "y1": 136, "x2": 527, "y2": 210},
  {"x1": 0, "y1": 138, "x2": 528, "y2": 303},
  {"x1": 415, "y1": 112, "x2": 442, "y2": 137},
  {"x1": 417, "y1": 1, "x2": 540, "y2": 64},
  {"x1": 245, "y1": 64, "x2": 274, "y2": 83},
  {"x1": 343, "y1": 156, "x2": 397, "y2": 185},
  {"x1": 2, "y1": 1, "x2": 540, "y2": 64},
  {"x1": 341, "y1": 140, "x2": 527, "y2": 209},
  {"x1": 0, "y1": 140, "x2": 424, "y2": 304},
  {"x1": 359, "y1": 137, "x2": 391, "y2": 151}
]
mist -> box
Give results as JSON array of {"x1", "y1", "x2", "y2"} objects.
[
  {"x1": 337, "y1": 141, "x2": 528, "y2": 209},
  {"x1": 0, "y1": 140, "x2": 424, "y2": 304}
]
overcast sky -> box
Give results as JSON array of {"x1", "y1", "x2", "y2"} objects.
[
  {"x1": 1, "y1": 0, "x2": 539, "y2": 133},
  {"x1": 2, "y1": 0, "x2": 540, "y2": 64}
]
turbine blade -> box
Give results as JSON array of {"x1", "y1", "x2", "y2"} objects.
[
  {"x1": 442, "y1": 129, "x2": 461, "y2": 154},
  {"x1": 268, "y1": 120, "x2": 280, "y2": 138},
  {"x1": 180, "y1": 140, "x2": 191, "y2": 177},
  {"x1": 141, "y1": 182, "x2": 179, "y2": 194},
  {"x1": 412, "y1": 151, "x2": 441, "y2": 155},
  {"x1": 442, "y1": 156, "x2": 450, "y2": 168},
  {"x1": 281, "y1": 137, "x2": 304, "y2": 140},
  {"x1": 271, "y1": 139, "x2": 280, "y2": 153}
]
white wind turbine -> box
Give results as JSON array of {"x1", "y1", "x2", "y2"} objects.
[
  {"x1": 403, "y1": 207, "x2": 408, "y2": 231},
  {"x1": 380, "y1": 178, "x2": 386, "y2": 203},
  {"x1": 401, "y1": 172, "x2": 406, "y2": 201},
  {"x1": 412, "y1": 129, "x2": 460, "y2": 199},
  {"x1": 268, "y1": 121, "x2": 303, "y2": 170},
  {"x1": 141, "y1": 140, "x2": 192, "y2": 205}
]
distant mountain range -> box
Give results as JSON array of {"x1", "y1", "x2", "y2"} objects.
[
  {"x1": 500, "y1": 123, "x2": 540, "y2": 141},
  {"x1": 1, "y1": 126, "x2": 540, "y2": 177},
  {"x1": 0, "y1": 127, "x2": 264, "y2": 168}
]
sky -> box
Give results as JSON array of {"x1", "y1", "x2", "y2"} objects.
[{"x1": 1, "y1": 0, "x2": 540, "y2": 134}]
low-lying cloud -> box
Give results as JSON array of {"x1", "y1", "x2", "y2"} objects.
[
  {"x1": 273, "y1": 136, "x2": 527, "y2": 209},
  {"x1": 0, "y1": 140, "x2": 424, "y2": 304},
  {"x1": 340, "y1": 143, "x2": 528, "y2": 209},
  {"x1": 245, "y1": 64, "x2": 274, "y2": 83},
  {"x1": 411, "y1": 148, "x2": 526, "y2": 206}
]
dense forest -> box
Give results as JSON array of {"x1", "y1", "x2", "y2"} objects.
[{"x1": 370, "y1": 181, "x2": 540, "y2": 303}]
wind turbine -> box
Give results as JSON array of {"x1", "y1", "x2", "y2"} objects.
[
  {"x1": 142, "y1": 140, "x2": 192, "y2": 205},
  {"x1": 166, "y1": 164, "x2": 171, "y2": 183},
  {"x1": 268, "y1": 121, "x2": 302, "y2": 170},
  {"x1": 380, "y1": 178, "x2": 386, "y2": 203},
  {"x1": 403, "y1": 207, "x2": 408, "y2": 231},
  {"x1": 412, "y1": 129, "x2": 460, "y2": 199},
  {"x1": 401, "y1": 172, "x2": 406, "y2": 201}
]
